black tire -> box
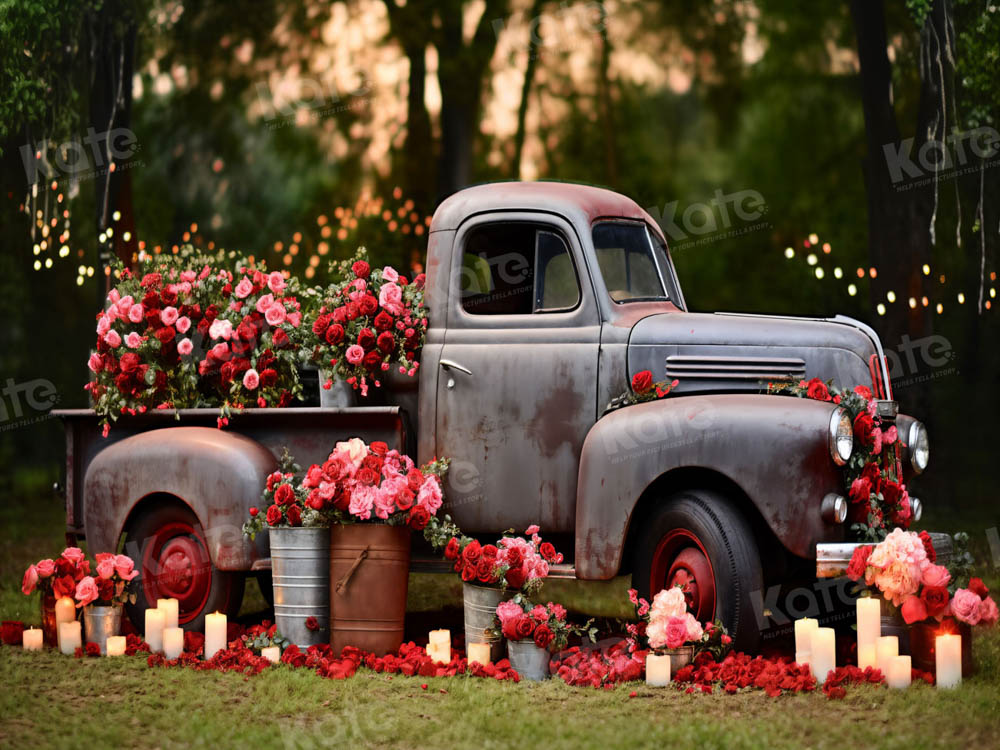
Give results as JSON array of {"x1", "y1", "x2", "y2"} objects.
[
  {"x1": 632, "y1": 490, "x2": 762, "y2": 654},
  {"x1": 123, "y1": 502, "x2": 245, "y2": 632},
  {"x1": 256, "y1": 572, "x2": 274, "y2": 607}
]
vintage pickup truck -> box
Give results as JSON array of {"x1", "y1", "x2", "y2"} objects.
[{"x1": 55, "y1": 181, "x2": 932, "y2": 650}]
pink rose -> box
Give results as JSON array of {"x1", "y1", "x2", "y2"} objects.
[
  {"x1": 951, "y1": 589, "x2": 983, "y2": 626},
  {"x1": 979, "y1": 597, "x2": 999, "y2": 627},
  {"x1": 921, "y1": 563, "x2": 951, "y2": 589},
  {"x1": 234, "y1": 278, "x2": 254, "y2": 299},
  {"x1": 96, "y1": 558, "x2": 116, "y2": 579},
  {"x1": 243, "y1": 369, "x2": 260, "y2": 390},
  {"x1": 665, "y1": 616, "x2": 689, "y2": 649},
  {"x1": 286, "y1": 311, "x2": 301, "y2": 328},
  {"x1": 900, "y1": 594, "x2": 929, "y2": 624},
  {"x1": 114, "y1": 554, "x2": 139, "y2": 581},
  {"x1": 265, "y1": 302, "x2": 286, "y2": 326},
  {"x1": 74, "y1": 576, "x2": 100, "y2": 607},
  {"x1": 267, "y1": 271, "x2": 286, "y2": 294},
  {"x1": 117, "y1": 295, "x2": 134, "y2": 314},
  {"x1": 209, "y1": 318, "x2": 232, "y2": 340},
  {"x1": 255, "y1": 293, "x2": 275, "y2": 314},
  {"x1": 525, "y1": 525, "x2": 540, "y2": 535},
  {"x1": 378, "y1": 282, "x2": 404, "y2": 315},
  {"x1": 382, "y1": 266, "x2": 399, "y2": 283},
  {"x1": 104, "y1": 329, "x2": 122, "y2": 348},
  {"x1": 36, "y1": 559, "x2": 56, "y2": 578},
  {"x1": 496, "y1": 601, "x2": 524, "y2": 627},
  {"x1": 160, "y1": 306, "x2": 179, "y2": 326},
  {"x1": 125, "y1": 332, "x2": 142, "y2": 348},
  {"x1": 345, "y1": 345, "x2": 365, "y2": 365},
  {"x1": 176, "y1": 316, "x2": 191, "y2": 334},
  {"x1": 21, "y1": 565, "x2": 39, "y2": 595},
  {"x1": 210, "y1": 343, "x2": 231, "y2": 362},
  {"x1": 684, "y1": 613, "x2": 704, "y2": 642},
  {"x1": 416, "y1": 476, "x2": 442, "y2": 514},
  {"x1": 178, "y1": 338, "x2": 193, "y2": 356},
  {"x1": 348, "y1": 484, "x2": 376, "y2": 520},
  {"x1": 128, "y1": 304, "x2": 144, "y2": 323},
  {"x1": 87, "y1": 353, "x2": 103, "y2": 373},
  {"x1": 62, "y1": 547, "x2": 85, "y2": 566},
  {"x1": 96, "y1": 315, "x2": 111, "y2": 336}
]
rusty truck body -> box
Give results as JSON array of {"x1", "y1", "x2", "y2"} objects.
[{"x1": 55, "y1": 181, "x2": 931, "y2": 650}]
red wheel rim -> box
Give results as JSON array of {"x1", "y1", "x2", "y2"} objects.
[
  {"x1": 141, "y1": 521, "x2": 212, "y2": 624},
  {"x1": 649, "y1": 529, "x2": 716, "y2": 622}
]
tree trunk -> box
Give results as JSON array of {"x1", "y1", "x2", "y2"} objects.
[{"x1": 512, "y1": 0, "x2": 546, "y2": 178}]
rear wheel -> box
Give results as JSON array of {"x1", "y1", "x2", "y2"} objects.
[
  {"x1": 632, "y1": 490, "x2": 762, "y2": 653},
  {"x1": 124, "y1": 503, "x2": 245, "y2": 631}
]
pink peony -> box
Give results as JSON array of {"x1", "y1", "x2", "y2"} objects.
[
  {"x1": 125, "y1": 332, "x2": 142, "y2": 348},
  {"x1": 113, "y1": 554, "x2": 139, "y2": 581},
  {"x1": 345, "y1": 345, "x2": 365, "y2": 365},
  {"x1": 104, "y1": 329, "x2": 121, "y2": 348},
  {"x1": 348, "y1": 484, "x2": 376, "y2": 520},
  {"x1": 267, "y1": 271, "x2": 286, "y2": 294},
  {"x1": 234, "y1": 278, "x2": 254, "y2": 299},
  {"x1": 21, "y1": 565, "x2": 38, "y2": 595},
  {"x1": 650, "y1": 586, "x2": 688, "y2": 620},
  {"x1": 373, "y1": 480, "x2": 402, "y2": 519},
  {"x1": 62, "y1": 547, "x2": 85, "y2": 566},
  {"x1": 496, "y1": 601, "x2": 524, "y2": 627},
  {"x1": 160, "y1": 306, "x2": 178, "y2": 326},
  {"x1": 265, "y1": 302, "x2": 286, "y2": 326},
  {"x1": 979, "y1": 597, "x2": 999, "y2": 627},
  {"x1": 177, "y1": 338, "x2": 193, "y2": 356},
  {"x1": 36, "y1": 559, "x2": 56, "y2": 578},
  {"x1": 416, "y1": 476, "x2": 443, "y2": 514},
  {"x1": 87, "y1": 353, "x2": 103, "y2": 373},
  {"x1": 951, "y1": 589, "x2": 983, "y2": 626},
  {"x1": 866, "y1": 529, "x2": 929, "y2": 606},
  {"x1": 378, "y1": 282, "x2": 404, "y2": 315},
  {"x1": 74, "y1": 576, "x2": 100, "y2": 607},
  {"x1": 242, "y1": 369, "x2": 260, "y2": 390},
  {"x1": 684, "y1": 613, "x2": 704, "y2": 642},
  {"x1": 176, "y1": 316, "x2": 191, "y2": 334},
  {"x1": 128, "y1": 304, "x2": 144, "y2": 323},
  {"x1": 900, "y1": 594, "x2": 929, "y2": 624},
  {"x1": 921, "y1": 563, "x2": 951, "y2": 589},
  {"x1": 334, "y1": 438, "x2": 368, "y2": 469}
]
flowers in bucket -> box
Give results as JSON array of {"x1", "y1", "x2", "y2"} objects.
[
  {"x1": 22, "y1": 547, "x2": 92, "y2": 599},
  {"x1": 72, "y1": 553, "x2": 139, "y2": 609},
  {"x1": 242, "y1": 622, "x2": 290, "y2": 654},
  {"x1": 847, "y1": 528, "x2": 999, "y2": 627},
  {"x1": 307, "y1": 248, "x2": 427, "y2": 396},
  {"x1": 625, "y1": 586, "x2": 730, "y2": 657},
  {"x1": 491, "y1": 595, "x2": 596, "y2": 653}
]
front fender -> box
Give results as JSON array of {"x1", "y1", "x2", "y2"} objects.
[
  {"x1": 574, "y1": 394, "x2": 845, "y2": 579},
  {"x1": 83, "y1": 426, "x2": 277, "y2": 569}
]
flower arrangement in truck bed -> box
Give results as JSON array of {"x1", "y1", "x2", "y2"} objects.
[
  {"x1": 625, "y1": 586, "x2": 731, "y2": 660},
  {"x1": 243, "y1": 440, "x2": 449, "y2": 536},
  {"x1": 769, "y1": 378, "x2": 908, "y2": 540},
  {"x1": 22, "y1": 548, "x2": 138, "y2": 607},
  {"x1": 86, "y1": 249, "x2": 307, "y2": 433},
  {"x1": 424, "y1": 519, "x2": 564, "y2": 596},
  {"x1": 307, "y1": 248, "x2": 427, "y2": 396},
  {"x1": 491, "y1": 595, "x2": 596, "y2": 652},
  {"x1": 847, "y1": 528, "x2": 998, "y2": 627}
]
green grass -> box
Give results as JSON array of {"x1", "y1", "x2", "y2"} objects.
[{"x1": 3, "y1": 480, "x2": 1000, "y2": 749}]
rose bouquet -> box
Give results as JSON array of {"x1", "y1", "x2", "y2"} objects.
[
  {"x1": 22, "y1": 547, "x2": 92, "y2": 599},
  {"x1": 72, "y1": 553, "x2": 140, "y2": 609},
  {"x1": 625, "y1": 586, "x2": 730, "y2": 657},
  {"x1": 491, "y1": 595, "x2": 596, "y2": 653},
  {"x1": 307, "y1": 248, "x2": 427, "y2": 396},
  {"x1": 847, "y1": 528, "x2": 998, "y2": 627},
  {"x1": 605, "y1": 370, "x2": 679, "y2": 412}
]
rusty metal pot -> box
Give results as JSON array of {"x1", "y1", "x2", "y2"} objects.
[
  {"x1": 329, "y1": 523, "x2": 411, "y2": 655},
  {"x1": 270, "y1": 526, "x2": 330, "y2": 647}
]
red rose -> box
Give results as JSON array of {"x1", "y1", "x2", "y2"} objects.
[
  {"x1": 462, "y1": 540, "x2": 482, "y2": 564},
  {"x1": 286, "y1": 505, "x2": 302, "y2": 526},
  {"x1": 377, "y1": 331, "x2": 395, "y2": 353},
  {"x1": 325, "y1": 324, "x2": 345, "y2": 345},
  {"x1": 312, "y1": 314, "x2": 332, "y2": 336},
  {"x1": 407, "y1": 468, "x2": 425, "y2": 493},
  {"x1": 305, "y1": 490, "x2": 325, "y2": 511},
  {"x1": 53, "y1": 574, "x2": 77, "y2": 599},
  {"x1": 266, "y1": 505, "x2": 283, "y2": 526},
  {"x1": 460, "y1": 563, "x2": 477, "y2": 582},
  {"x1": 920, "y1": 585, "x2": 950, "y2": 617},
  {"x1": 968, "y1": 577, "x2": 990, "y2": 599},
  {"x1": 805, "y1": 378, "x2": 831, "y2": 402},
  {"x1": 505, "y1": 566, "x2": 526, "y2": 590},
  {"x1": 249, "y1": 507, "x2": 259, "y2": 517},
  {"x1": 532, "y1": 623, "x2": 554, "y2": 650},
  {"x1": 395, "y1": 487, "x2": 414, "y2": 511},
  {"x1": 356, "y1": 467, "x2": 379, "y2": 486},
  {"x1": 476, "y1": 558, "x2": 495, "y2": 583},
  {"x1": 539, "y1": 542, "x2": 557, "y2": 562},
  {"x1": 272, "y1": 328, "x2": 290, "y2": 349},
  {"x1": 1, "y1": 620, "x2": 25, "y2": 645},
  {"x1": 505, "y1": 546, "x2": 523, "y2": 569},
  {"x1": 119, "y1": 352, "x2": 140, "y2": 373},
  {"x1": 444, "y1": 538, "x2": 461, "y2": 560},
  {"x1": 352, "y1": 260, "x2": 370, "y2": 278},
  {"x1": 408, "y1": 505, "x2": 431, "y2": 530},
  {"x1": 901, "y1": 595, "x2": 928, "y2": 624},
  {"x1": 846, "y1": 546, "x2": 873, "y2": 581},
  {"x1": 363, "y1": 351, "x2": 381, "y2": 369},
  {"x1": 481, "y1": 544, "x2": 498, "y2": 560},
  {"x1": 332, "y1": 307, "x2": 347, "y2": 324},
  {"x1": 373, "y1": 311, "x2": 393, "y2": 331},
  {"x1": 853, "y1": 385, "x2": 872, "y2": 400},
  {"x1": 305, "y1": 616, "x2": 320, "y2": 632},
  {"x1": 918, "y1": 530, "x2": 936, "y2": 563},
  {"x1": 362, "y1": 454, "x2": 383, "y2": 474},
  {"x1": 631, "y1": 370, "x2": 653, "y2": 394},
  {"x1": 274, "y1": 484, "x2": 295, "y2": 506},
  {"x1": 853, "y1": 412, "x2": 876, "y2": 448},
  {"x1": 513, "y1": 614, "x2": 535, "y2": 640},
  {"x1": 358, "y1": 295, "x2": 378, "y2": 316},
  {"x1": 260, "y1": 369, "x2": 278, "y2": 387}
]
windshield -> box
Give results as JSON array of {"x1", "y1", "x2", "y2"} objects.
[{"x1": 592, "y1": 222, "x2": 671, "y2": 303}]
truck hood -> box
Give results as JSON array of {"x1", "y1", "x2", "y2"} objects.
[{"x1": 627, "y1": 311, "x2": 883, "y2": 395}]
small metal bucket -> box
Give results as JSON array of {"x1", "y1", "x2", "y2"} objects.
[
  {"x1": 319, "y1": 372, "x2": 356, "y2": 408},
  {"x1": 463, "y1": 583, "x2": 510, "y2": 663},
  {"x1": 270, "y1": 527, "x2": 330, "y2": 647},
  {"x1": 665, "y1": 645, "x2": 694, "y2": 673},
  {"x1": 83, "y1": 605, "x2": 122, "y2": 655},
  {"x1": 507, "y1": 640, "x2": 550, "y2": 680}
]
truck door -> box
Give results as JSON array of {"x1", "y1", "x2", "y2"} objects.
[{"x1": 434, "y1": 214, "x2": 600, "y2": 534}]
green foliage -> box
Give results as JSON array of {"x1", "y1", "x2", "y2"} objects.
[{"x1": 905, "y1": 0, "x2": 933, "y2": 28}]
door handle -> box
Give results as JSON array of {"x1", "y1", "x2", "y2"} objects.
[{"x1": 439, "y1": 359, "x2": 472, "y2": 389}]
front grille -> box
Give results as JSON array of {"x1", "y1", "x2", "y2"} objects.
[{"x1": 665, "y1": 355, "x2": 807, "y2": 381}]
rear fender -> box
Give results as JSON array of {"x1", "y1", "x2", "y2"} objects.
[{"x1": 83, "y1": 426, "x2": 277, "y2": 570}]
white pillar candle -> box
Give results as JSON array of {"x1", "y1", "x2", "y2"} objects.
[
  {"x1": 858, "y1": 643, "x2": 878, "y2": 671},
  {"x1": 205, "y1": 612, "x2": 227, "y2": 660},
  {"x1": 163, "y1": 627, "x2": 184, "y2": 659},
  {"x1": 59, "y1": 621, "x2": 81, "y2": 655},
  {"x1": 106, "y1": 635, "x2": 126, "y2": 656},
  {"x1": 467, "y1": 642, "x2": 491, "y2": 666},
  {"x1": 809, "y1": 627, "x2": 836, "y2": 684},
  {"x1": 887, "y1": 654, "x2": 911, "y2": 688},
  {"x1": 157, "y1": 598, "x2": 179, "y2": 630},
  {"x1": 856, "y1": 597, "x2": 881, "y2": 652},
  {"x1": 876, "y1": 635, "x2": 898, "y2": 674},
  {"x1": 646, "y1": 653, "x2": 672, "y2": 686},
  {"x1": 427, "y1": 643, "x2": 449, "y2": 664},
  {"x1": 144, "y1": 608, "x2": 166, "y2": 654},
  {"x1": 54, "y1": 596, "x2": 76, "y2": 651},
  {"x1": 794, "y1": 618, "x2": 819, "y2": 655},
  {"x1": 429, "y1": 629, "x2": 450, "y2": 648},
  {"x1": 795, "y1": 649, "x2": 811, "y2": 666},
  {"x1": 936, "y1": 633, "x2": 962, "y2": 689},
  {"x1": 261, "y1": 646, "x2": 281, "y2": 664},
  {"x1": 22, "y1": 628, "x2": 43, "y2": 651}
]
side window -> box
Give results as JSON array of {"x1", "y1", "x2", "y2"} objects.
[{"x1": 459, "y1": 223, "x2": 580, "y2": 315}]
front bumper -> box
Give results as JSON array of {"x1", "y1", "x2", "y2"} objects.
[{"x1": 816, "y1": 531, "x2": 953, "y2": 577}]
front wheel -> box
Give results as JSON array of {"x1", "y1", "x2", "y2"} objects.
[
  {"x1": 123, "y1": 502, "x2": 245, "y2": 632},
  {"x1": 632, "y1": 490, "x2": 762, "y2": 654}
]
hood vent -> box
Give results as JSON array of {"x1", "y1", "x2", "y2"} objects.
[{"x1": 665, "y1": 354, "x2": 806, "y2": 381}]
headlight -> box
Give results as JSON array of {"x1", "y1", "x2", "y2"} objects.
[
  {"x1": 829, "y1": 408, "x2": 853, "y2": 465},
  {"x1": 907, "y1": 421, "x2": 930, "y2": 473}
]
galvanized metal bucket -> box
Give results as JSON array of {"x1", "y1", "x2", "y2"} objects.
[
  {"x1": 665, "y1": 645, "x2": 694, "y2": 673},
  {"x1": 507, "y1": 640, "x2": 550, "y2": 680},
  {"x1": 319, "y1": 372, "x2": 356, "y2": 408},
  {"x1": 462, "y1": 583, "x2": 510, "y2": 663},
  {"x1": 83, "y1": 604, "x2": 122, "y2": 655},
  {"x1": 269, "y1": 526, "x2": 330, "y2": 647}
]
